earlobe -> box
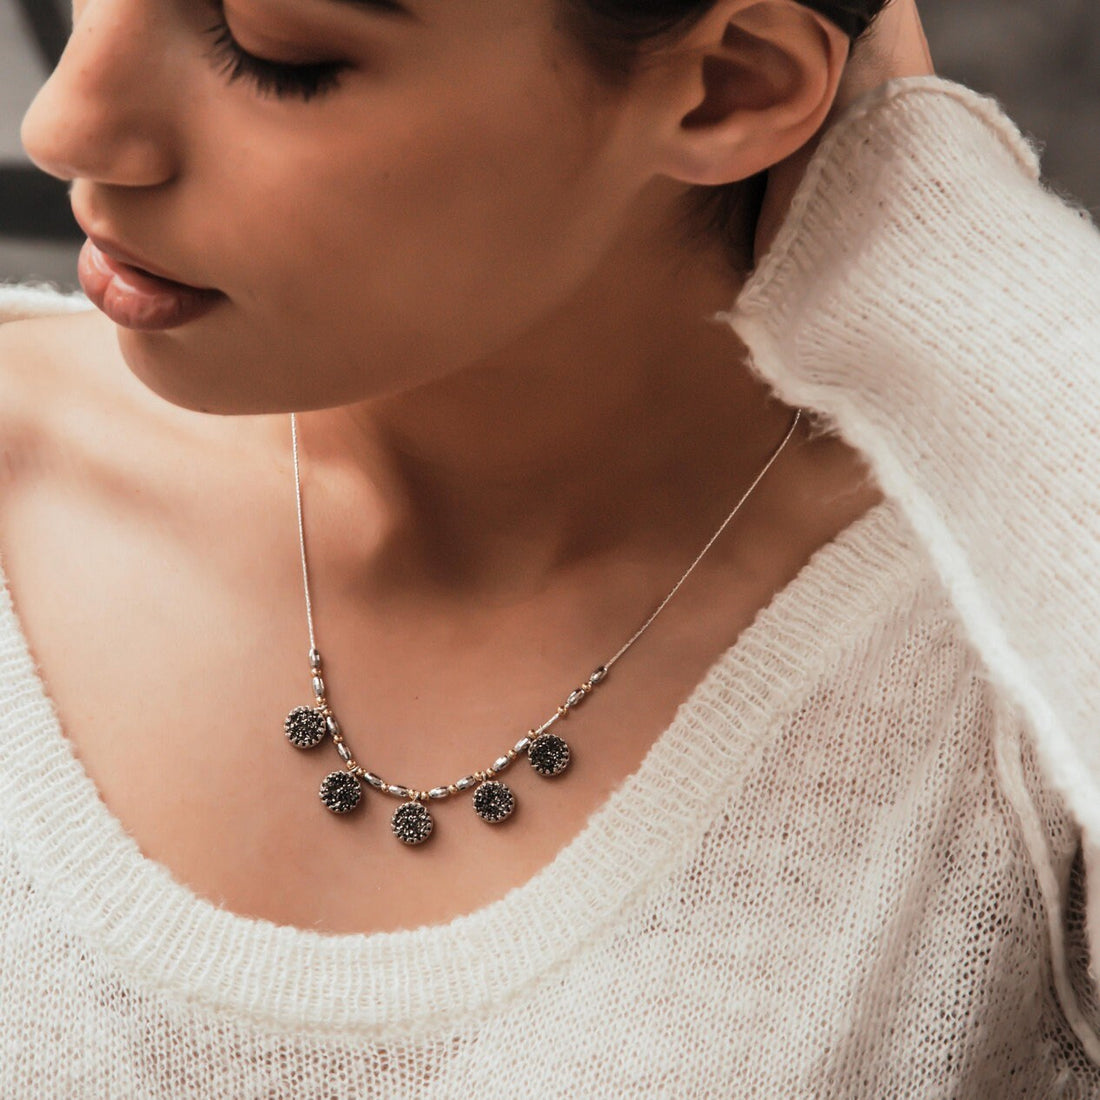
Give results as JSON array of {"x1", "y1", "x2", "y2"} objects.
[{"x1": 654, "y1": 0, "x2": 849, "y2": 187}]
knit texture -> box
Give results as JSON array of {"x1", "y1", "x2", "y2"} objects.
[{"x1": 1, "y1": 77, "x2": 1099, "y2": 1095}]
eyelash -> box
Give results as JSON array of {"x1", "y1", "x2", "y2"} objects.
[{"x1": 204, "y1": 8, "x2": 350, "y2": 102}]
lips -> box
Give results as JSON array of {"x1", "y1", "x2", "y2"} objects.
[
  {"x1": 76, "y1": 221, "x2": 212, "y2": 289},
  {"x1": 75, "y1": 227, "x2": 226, "y2": 331}
]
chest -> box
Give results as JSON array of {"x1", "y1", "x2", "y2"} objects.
[
  {"x1": 0, "y1": 462, "x2": 807, "y2": 935},
  {"x1": 0, "y1": 388, "x2": 888, "y2": 934}
]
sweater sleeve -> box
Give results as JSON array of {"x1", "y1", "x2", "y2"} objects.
[
  {"x1": 721, "y1": 74, "x2": 1100, "y2": 986},
  {"x1": 0, "y1": 281, "x2": 90, "y2": 324}
]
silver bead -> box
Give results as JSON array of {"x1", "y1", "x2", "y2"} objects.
[
  {"x1": 309, "y1": 648, "x2": 323, "y2": 672},
  {"x1": 492, "y1": 756, "x2": 512, "y2": 773},
  {"x1": 312, "y1": 675, "x2": 326, "y2": 699},
  {"x1": 363, "y1": 772, "x2": 386, "y2": 790},
  {"x1": 589, "y1": 665, "x2": 609, "y2": 685},
  {"x1": 336, "y1": 742, "x2": 353, "y2": 763},
  {"x1": 428, "y1": 787, "x2": 451, "y2": 801},
  {"x1": 387, "y1": 784, "x2": 411, "y2": 799},
  {"x1": 564, "y1": 688, "x2": 587, "y2": 709},
  {"x1": 455, "y1": 776, "x2": 478, "y2": 792},
  {"x1": 514, "y1": 736, "x2": 532, "y2": 754},
  {"x1": 325, "y1": 714, "x2": 342, "y2": 738}
]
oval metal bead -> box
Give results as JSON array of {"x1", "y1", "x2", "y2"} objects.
[
  {"x1": 336, "y1": 742, "x2": 353, "y2": 764},
  {"x1": 387, "y1": 785, "x2": 411, "y2": 799},
  {"x1": 455, "y1": 776, "x2": 478, "y2": 792},
  {"x1": 325, "y1": 715, "x2": 342, "y2": 738},
  {"x1": 589, "y1": 665, "x2": 609, "y2": 685},
  {"x1": 428, "y1": 787, "x2": 451, "y2": 801},
  {"x1": 564, "y1": 688, "x2": 587, "y2": 709},
  {"x1": 492, "y1": 756, "x2": 512, "y2": 773},
  {"x1": 514, "y1": 736, "x2": 532, "y2": 754},
  {"x1": 309, "y1": 648, "x2": 323, "y2": 671},
  {"x1": 362, "y1": 772, "x2": 386, "y2": 790},
  {"x1": 312, "y1": 676, "x2": 326, "y2": 699}
]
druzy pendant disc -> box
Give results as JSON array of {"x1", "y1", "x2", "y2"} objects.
[
  {"x1": 392, "y1": 801, "x2": 434, "y2": 845},
  {"x1": 285, "y1": 705, "x2": 328, "y2": 749},
  {"x1": 319, "y1": 770, "x2": 362, "y2": 814},
  {"x1": 473, "y1": 781, "x2": 516, "y2": 824},
  {"x1": 528, "y1": 733, "x2": 571, "y2": 777}
]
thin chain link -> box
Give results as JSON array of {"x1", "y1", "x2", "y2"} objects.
[
  {"x1": 606, "y1": 406, "x2": 802, "y2": 669},
  {"x1": 290, "y1": 412, "x2": 317, "y2": 653},
  {"x1": 291, "y1": 406, "x2": 802, "y2": 673},
  {"x1": 289, "y1": 406, "x2": 801, "y2": 811}
]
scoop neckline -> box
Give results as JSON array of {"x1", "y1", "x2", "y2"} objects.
[{"x1": 0, "y1": 495, "x2": 921, "y2": 1034}]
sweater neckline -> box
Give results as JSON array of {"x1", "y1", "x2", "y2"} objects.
[{"x1": 0, "y1": 496, "x2": 921, "y2": 1034}]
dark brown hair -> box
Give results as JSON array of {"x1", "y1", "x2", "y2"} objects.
[{"x1": 563, "y1": 0, "x2": 888, "y2": 81}]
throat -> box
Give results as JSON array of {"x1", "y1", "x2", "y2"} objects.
[{"x1": 287, "y1": 349, "x2": 797, "y2": 602}]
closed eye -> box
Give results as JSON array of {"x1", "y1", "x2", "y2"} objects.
[{"x1": 203, "y1": 6, "x2": 353, "y2": 102}]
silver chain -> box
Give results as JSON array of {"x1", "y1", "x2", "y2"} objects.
[{"x1": 287, "y1": 406, "x2": 802, "y2": 829}]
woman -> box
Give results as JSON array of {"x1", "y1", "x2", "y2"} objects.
[{"x1": 0, "y1": 0, "x2": 1098, "y2": 1094}]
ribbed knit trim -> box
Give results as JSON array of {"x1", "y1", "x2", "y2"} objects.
[{"x1": 0, "y1": 496, "x2": 925, "y2": 1034}]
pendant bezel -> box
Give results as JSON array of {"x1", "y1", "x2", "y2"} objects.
[
  {"x1": 392, "y1": 801, "x2": 435, "y2": 845},
  {"x1": 285, "y1": 705, "x2": 328, "y2": 749},
  {"x1": 473, "y1": 780, "x2": 516, "y2": 824},
  {"x1": 528, "y1": 733, "x2": 572, "y2": 777},
  {"x1": 319, "y1": 770, "x2": 363, "y2": 814}
]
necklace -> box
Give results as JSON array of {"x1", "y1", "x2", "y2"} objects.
[{"x1": 284, "y1": 407, "x2": 803, "y2": 846}]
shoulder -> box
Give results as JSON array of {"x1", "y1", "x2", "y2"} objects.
[
  {"x1": 0, "y1": 293, "x2": 126, "y2": 494},
  {"x1": 0, "y1": 289, "x2": 227, "y2": 541},
  {"x1": 0, "y1": 289, "x2": 286, "y2": 532}
]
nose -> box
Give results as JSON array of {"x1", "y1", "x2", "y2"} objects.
[{"x1": 21, "y1": 0, "x2": 180, "y2": 188}]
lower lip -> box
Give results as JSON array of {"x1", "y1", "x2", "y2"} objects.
[{"x1": 78, "y1": 239, "x2": 225, "y2": 331}]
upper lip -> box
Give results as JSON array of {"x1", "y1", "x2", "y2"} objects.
[{"x1": 74, "y1": 215, "x2": 213, "y2": 291}]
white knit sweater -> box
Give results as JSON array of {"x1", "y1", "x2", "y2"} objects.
[{"x1": 1, "y1": 76, "x2": 1099, "y2": 1097}]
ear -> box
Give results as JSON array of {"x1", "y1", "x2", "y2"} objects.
[{"x1": 643, "y1": 0, "x2": 850, "y2": 186}]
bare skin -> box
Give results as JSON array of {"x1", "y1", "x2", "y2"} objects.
[
  {"x1": 0, "y1": 0, "x2": 928, "y2": 934},
  {"x1": 0, "y1": 311, "x2": 879, "y2": 933}
]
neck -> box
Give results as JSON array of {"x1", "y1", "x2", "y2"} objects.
[{"x1": 287, "y1": 224, "x2": 793, "y2": 598}]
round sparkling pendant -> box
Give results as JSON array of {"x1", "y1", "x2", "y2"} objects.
[
  {"x1": 392, "y1": 801, "x2": 434, "y2": 845},
  {"x1": 285, "y1": 705, "x2": 328, "y2": 749},
  {"x1": 319, "y1": 770, "x2": 362, "y2": 814},
  {"x1": 473, "y1": 781, "x2": 516, "y2": 824},
  {"x1": 529, "y1": 733, "x2": 571, "y2": 777}
]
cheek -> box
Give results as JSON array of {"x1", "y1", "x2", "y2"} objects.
[{"x1": 191, "y1": 76, "x2": 631, "y2": 404}]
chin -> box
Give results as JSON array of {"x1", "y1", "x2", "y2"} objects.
[{"x1": 115, "y1": 326, "x2": 282, "y2": 417}]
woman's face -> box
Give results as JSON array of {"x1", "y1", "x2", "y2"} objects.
[{"x1": 22, "y1": 0, "x2": 654, "y2": 414}]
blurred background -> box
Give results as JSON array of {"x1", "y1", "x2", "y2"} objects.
[{"x1": 1, "y1": 0, "x2": 1098, "y2": 289}]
